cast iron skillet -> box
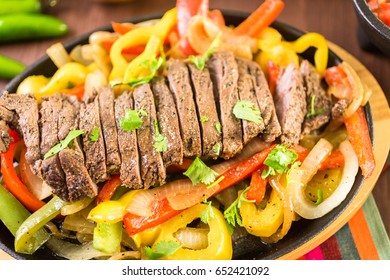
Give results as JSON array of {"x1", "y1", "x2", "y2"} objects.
[{"x1": 0, "y1": 11, "x2": 373, "y2": 260}]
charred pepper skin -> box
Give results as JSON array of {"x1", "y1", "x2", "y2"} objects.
[
  {"x1": 0, "y1": 13, "x2": 68, "y2": 42},
  {"x1": 0, "y1": 0, "x2": 41, "y2": 16},
  {"x1": 0, "y1": 54, "x2": 25, "y2": 80}
]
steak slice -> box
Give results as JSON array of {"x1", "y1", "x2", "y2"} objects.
[
  {"x1": 187, "y1": 63, "x2": 222, "y2": 159},
  {"x1": 79, "y1": 98, "x2": 108, "y2": 183},
  {"x1": 151, "y1": 77, "x2": 183, "y2": 166},
  {"x1": 166, "y1": 59, "x2": 202, "y2": 158},
  {"x1": 207, "y1": 52, "x2": 243, "y2": 159},
  {"x1": 40, "y1": 155, "x2": 68, "y2": 201},
  {"x1": 133, "y1": 84, "x2": 166, "y2": 188},
  {"x1": 245, "y1": 59, "x2": 281, "y2": 142},
  {"x1": 274, "y1": 63, "x2": 306, "y2": 145},
  {"x1": 58, "y1": 95, "x2": 80, "y2": 141},
  {"x1": 59, "y1": 138, "x2": 98, "y2": 202},
  {"x1": 235, "y1": 58, "x2": 265, "y2": 145},
  {"x1": 0, "y1": 92, "x2": 40, "y2": 168},
  {"x1": 0, "y1": 120, "x2": 11, "y2": 153},
  {"x1": 98, "y1": 86, "x2": 121, "y2": 174},
  {"x1": 301, "y1": 60, "x2": 332, "y2": 135},
  {"x1": 114, "y1": 91, "x2": 142, "y2": 189}
]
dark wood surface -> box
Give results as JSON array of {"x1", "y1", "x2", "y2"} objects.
[{"x1": 0, "y1": 0, "x2": 389, "y2": 236}]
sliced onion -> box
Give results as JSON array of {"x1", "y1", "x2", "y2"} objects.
[
  {"x1": 174, "y1": 228, "x2": 209, "y2": 250},
  {"x1": 61, "y1": 197, "x2": 94, "y2": 216},
  {"x1": 108, "y1": 251, "x2": 141, "y2": 260},
  {"x1": 341, "y1": 62, "x2": 364, "y2": 119},
  {"x1": 125, "y1": 189, "x2": 160, "y2": 217},
  {"x1": 187, "y1": 15, "x2": 218, "y2": 54},
  {"x1": 63, "y1": 211, "x2": 95, "y2": 235},
  {"x1": 46, "y1": 42, "x2": 71, "y2": 68},
  {"x1": 289, "y1": 140, "x2": 358, "y2": 219}
]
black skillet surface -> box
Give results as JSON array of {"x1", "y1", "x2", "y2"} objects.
[{"x1": 0, "y1": 11, "x2": 372, "y2": 260}]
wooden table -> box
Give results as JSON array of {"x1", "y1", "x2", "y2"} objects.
[{"x1": 0, "y1": 0, "x2": 389, "y2": 241}]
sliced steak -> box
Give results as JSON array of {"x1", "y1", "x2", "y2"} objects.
[
  {"x1": 0, "y1": 105, "x2": 15, "y2": 123},
  {"x1": 58, "y1": 95, "x2": 79, "y2": 141},
  {"x1": 207, "y1": 52, "x2": 243, "y2": 159},
  {"x1": 235, "y1": 58, "x2": 265, "y2": 145},
  {"x1": 98, "y1": 86, "x2": 121, "y2": 174},
  {"x1": 59, "y1": 138, "x2": 98, "y2": 202},
  {"x1": 187, "y1": 63, "x2": 222, "y2": 159},
  {"x1": 0, "y1": 120, "x2": 11, "y2": 153},
  {"x1": 151, "y1": 77, "x2": 183, "y2": 166},
  {"x1": 133, "y1": 84, "x2": 166, "y2": 188},
  {"x1": 79, "y1": 98, "x2": 108, "y2": 183},
  {"x1": 245, "y1": 59, "x2": 281, "y2": 142},
  {"x1": 331, "y1": 99, "x2": 349, "y2": 120},
  {"x1": 300, "y1": 60, "x2": 332, "y2": 135},
  {"x1": 274, "y1": 63, "x2": 306, "y2": 145},
  {"x1": 40, "y1": 155, "x2": 68, "y2": 201},
  {"x1": 114, "y1": 91, "x2": 142, "y2": 189},
  {"x1": 166, "y1": 59, "x2": 202, "y2": 158},
  {"x1": 0, "y1": 92, "x2": 40, "y2": 167}
]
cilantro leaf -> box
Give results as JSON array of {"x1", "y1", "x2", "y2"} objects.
[
  {"x1": 233, "y1": 100, "x2": 262, "y2": 124},
  {"x1": 44, "y1": 129, "x2": 84, "y2": 159},
  {"x1": 183, "y1": 157, "x2": 218, "y2": 186},
  {"x1": 188, "y1": 35, "x2": 221, "y2": 70},
  {"x1": 215, "y1": 122, "x2": 222, "y2": 134},
  {"x1": 261, "y1": 145, "x2": 298, "y2": 179},
  {"x1": 306, "y1": 95, "x2": 324, "y2": 118},
  {"x1": 120, "y1": 109, "x2": 143, "y2": 132},
  {"x1": 200, "y1": 200, "x2": 215, "y2": 224},
  {"x1": 212, "y1": 143, "x2": 221, "y2": 156},
  {"x1": 223, "y1": 187, "x2": 254, "y2": 227},
  {"x1": 153, "y1": 119, "x2": 168, "y2": 152},
  {"x1": 200, "y1": 116, "x2": 209, "y2": 122},
  {"x1": 144, "y1": 240, "x2": 182, "y2": 260},
  {"x1": 90, "y1": 127, "x2": 99, "y2": 142}
]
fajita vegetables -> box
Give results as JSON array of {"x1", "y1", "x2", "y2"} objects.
[{"x1": 0, "y1": 0, "x2": 375, "y2": 260}]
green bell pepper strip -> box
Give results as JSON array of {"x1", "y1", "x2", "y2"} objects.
[
  {"x1": 0, "y1": 0, "x2": 41, "y2": 15},
  {"x1": 0, "y1": 13, "x2": 68, "y2": 42},
  {"x1": 0, "y1": 183, "x2": 50, "y2": 254},
  {"x1": 0, "y1": 54, "x2": 25, "y2": 80},
  {"x1": 14, "y1": 195, "x2": 67, "y2": 254},
  {"x1": 93, "y1": 222, "x2": 123, "y2": 254}
]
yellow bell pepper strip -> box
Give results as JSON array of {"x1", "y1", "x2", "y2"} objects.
[
  {"x1": 143, "y1": 204, "x2": 232, "y2": 260},
  {"x1": 93, "y1": 221, "x2": 122, "y2": 254},
  {"x1": 240, "y1": 188, "x2": 284, "y2": 237},
  {"x1": 256, "y1": 42, "x2": 299, "y2": 74},
  {"x1": 16, "y1": 75, "x2": 49, "y2": 95},
  {"x1": 109, "y1": 8, "x2": 177, "y2": 82},
  {"x1": 15, "y1": 195, "x2": 67, "y2": 253},
  {"x1": 0, "y1": 183, "x2": 50, "y2": 255}
]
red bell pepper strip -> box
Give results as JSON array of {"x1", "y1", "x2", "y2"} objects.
[
  {"x1": 96, "y1": 174, "x2": 123, "y2": 205},
  {"x1": 101, "y1": 41, "x2": 146, "y2": 56},
  {"x1": 63, "y1": 83, "x2": 85, "y2": 101},
  {"x1": 176, "y1": 0, "x2": 209, "y2": 56},
  {"x1": 267, "y1": 60, "x2": 280, "y2": 95},
  {"x1": 208, "y1": 9, "x2": 225, "y2": 26},
  {"x1": 233, "y1": 0, "x2": 285, "y2": 38},
  {"x1": 123, "y1": 144, "x2": 276, "y2": 235},
  {"x1": 0, "y1": 131, "x2": 45, "y2": 213},
  {"x1": 245, "y1": 168, "x2": 267, "y2": 203},
  {"x1": 165, "y1": 158, "x2": 194, "y2": 174},
  {"x1": 111, "y1": 21, "x2": 138, "y2": 35},
  {"x1": 344, "y1": 107, "x2": 375, "y2": 178}
]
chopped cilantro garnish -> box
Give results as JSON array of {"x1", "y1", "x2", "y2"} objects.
[
  {"x1": 212, "y1": 143, "x2": 221, "y2": 156},
  {"x1": 90, "y1": 127, "x2": 99, "y2": 142},
  {"x1": 261, "y1": 145, "x2": 298, "y2": 179},
  {"x1": 120, "y1": 109, "x2": 143, "y2": 131},
  {"x1": 153, "y1": 119, "x2": 168, "y2": 152},
  {"x1": 223, "y1": 187, "x2": 254, "y2": 227},
  {"x1": 188, "y1": 34, "x2": 221, "y2": 70},
  {"x1": 200, "y1": 116, "x2": 209, "y2": 122},
  {"x1": 200, "y1": 200, "x2": 216, "y2": 224},
  {"x1": 306, "y1": 95, "x2": 324, "y2": 118},
  {"x1": 215, "y1": 122, "x2": 222, "y2": 134},
  {"x1": 233, "y1": 100, "x2": 262, "y2": 124},
  {"x1": 315, "y1": 189, "x2": 324, "y2": 205},
  {"x1": 144, "y1": 240, "x2": 182, "y2": 260},
  {"x1": 138, "y1": 107, "x2": 148, "y2": 117},
  {"x1": 44, "y1": 129, "x2": 84, "y2": 159},
  {"x1": 183, "y1": 157, "x2": 218, "y2": 186}
]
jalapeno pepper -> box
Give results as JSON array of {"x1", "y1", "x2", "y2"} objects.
[
  {"x1": 0, "y1": 0, "x2": 41, "y2": 15},
  {"x1": 0, "y1": 13, "x2": 68, "y2": 42},
  {"x1": 0, "y1": 54, "x2": 25, "y2": 80}
]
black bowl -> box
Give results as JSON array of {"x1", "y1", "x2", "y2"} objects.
[
  {"x1": 353, "y1": 0, "x2": 390, "y2": 56},
  {"x1": 1, "y1": 11, "x2": 372, "y2": 260}
]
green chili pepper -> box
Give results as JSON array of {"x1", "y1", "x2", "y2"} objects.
[
  {"x1": 0, "y1": 54, "x2": 25, "y2": 80},
  {"x1": 93, "y1": 222, "x2": 123, "y2": 254},
  {"x1": 0, "y1": 183, "x2": 50, "y2": 254},
  {"x1": 14, "y1": 195, "x2": 67, "y2": 254},
  {"x1": 0, "y1": 0, "x2": 41, "y2": 15},
  {"x1": 0, "y1": 13, "x2": 68, "y2": 42}
]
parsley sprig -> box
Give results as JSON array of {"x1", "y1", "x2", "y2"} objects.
[
  {"x1": 120, "y1": 108, "x2": 147, "y2": 132},
  {"x1": 144, "y1": 240, "x2": 182, "y2": 260},
  {"x1": 44, "y1": 129, "x2": 84, "y2": 159},
  {"x1": 153, "y1": 119, "x2": 168, "y2": 152},
  {"x1": 200, "y1": 200, "x2": 216, "y2": 224},
  {"x1": 183, "y1": 157, "x2": 218, "y2": 186},
  {"x1": 188, "y1": 34, "x2": 221, "y2": 70},
  {"x1": 261, "y1": 145, "x2": 298, "y2": 179},
  {"x1": 306, "y1": 95, "x2": 324, "y2": 118},
  {"x1": 90, "y1": 127, "x2": 99, "y2": 142},
  {"x1": 223, "y1": 187, "x2": 254, "y2": 227},
  {"x1": 233, "y1": 100, "x2": 262, "y2": 125}
]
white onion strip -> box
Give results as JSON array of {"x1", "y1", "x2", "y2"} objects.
[
  {"x1": 289, "y1": 140, "x2": 358, "y2": 219},
  {"x1": 341, "y1": 62, "x2": 364, "y2": 119}
]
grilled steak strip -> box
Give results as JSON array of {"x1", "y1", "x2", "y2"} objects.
[
  {"x1": 245, "y1": 59, "x2": 281, "y2": 143},
  {"x1": 79, "y1": 98, "x2": 108, "y2": 183},
  {"x1": 0, "y1": 92, "x2": 40, "y2": 168},
  {"x1": 58, "y1": 96, "x2": 80, "y2": 141},
  {"x1": 207, "y1": 52, "x2": 243, "y2": 159},
  {"x1": 166, "y1": 59, "x2": 202, "y2": 158},
  {"x1": 0, "y1": 120, "x2": 11, "y2": 153},
  {"x1": 114, "y1": 91, "x2": 142, "y2": 189},
  {"x1": 133, "y1": 84, "x2": 166, "y2": 188},
  {"x1": 300, "y1": 60, "x2": 332, "y2": 135},
  {"x1": 151, "y1": 77, "x2": 183, "y2": 166},
  {"x1": 235, "y1": 58, "x2": 265, "y2": 145},
  {"x1": 187, "y1": 63, "x2": 223, "y2": 160},
  {"x1": 40, "y1": 155, "x2": 68, "y2": 200},
  {"x1": 59, "y1": 138, "x2": 98, "y2": 202},
  {"x1": 98, "y1": 86, "x2": 121, "y2": 174},
  {"x1": 275, "y1": 63, "x2": 306, "y2": 145}
]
